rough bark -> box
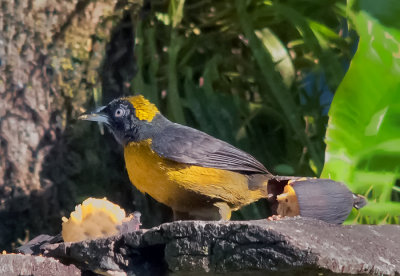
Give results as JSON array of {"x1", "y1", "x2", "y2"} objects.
[
  {"x1": 0, "y1": 0, "x2": 153, "y2": 250},
  {"x1": 18, "y1": 218, "x2": 400, "y2": 275}
]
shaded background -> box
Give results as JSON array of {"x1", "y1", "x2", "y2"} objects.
[{"x1": 0, "y1": 0, "x2": 399, "y2": 251}]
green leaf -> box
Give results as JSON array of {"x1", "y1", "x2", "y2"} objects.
[
  {"x1": 132, "y1": 23, "x2": 160, "y2": 106},
  {"x1": 166, "y1": 31, "x2": 186, "y2": 124},
  {"x1": 169, "y1": 0, "x2": 186, "y2": 28},
  {"x1": 321, "y1": 11, "x2": 400, "y2": 223},
  {"x1": 255, "y1": 28, "x2": 295, "y2": 87},
  {"x1": 274, "y1": 164, "x2": 295, "y2": 175},
  {"x1": 235, "y1": 0, "x2": 324, "y2": 173},
  {"x1": 350, "y1": 0, "x2": 400, "y2": 29}
]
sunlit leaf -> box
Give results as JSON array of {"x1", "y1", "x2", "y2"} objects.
[
  {"x1": 255, "y1": 28, "x2": 295, "y2": 87},
  {"x1": 321, "y1": 11, "x2": 400, "y2": 223},
  {"x1": 169, "y1": 0, "x2": 186, "y2": 28}
]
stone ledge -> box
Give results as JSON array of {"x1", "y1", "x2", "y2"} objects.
[
  {"x1": 0, "y1": 254, "x2": 80, "y2": 276},
  {"x1": 15, "y1": 217, "x2": 400, "y2": 275}
]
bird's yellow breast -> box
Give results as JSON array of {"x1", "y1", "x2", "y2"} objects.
[{"x1": 124, "y1": 139, "x2": 264, "y2": 212}]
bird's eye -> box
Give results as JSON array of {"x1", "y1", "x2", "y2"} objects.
[{"x1": 115, "y1": 108, "x2": 125, "y2": 117}]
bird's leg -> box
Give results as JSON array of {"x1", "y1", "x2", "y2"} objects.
[
  {"x1": 177, "y1": 202, "x2": 232, "y2": 221},
  {"x1": 214, "y1": 202, "x2": 231, "y2": 221},
  {"x1": 172, "y1": 210, "x2": 191, "y2": 221}
]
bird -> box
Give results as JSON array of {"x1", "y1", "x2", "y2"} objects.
[{"x1": 79, "y1": 95, "x2": 366, "y2": 224}]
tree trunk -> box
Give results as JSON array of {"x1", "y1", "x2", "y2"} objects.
[{"x1": 0, "y1": 0, "x2": 168, "y2": 250}]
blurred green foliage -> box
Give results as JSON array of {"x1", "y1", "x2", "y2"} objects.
[
  {"x1": 321, "y1": 11, "x2": 400, "y2": 224},
  {"x1": 133, "y1": 0, "x2": 352, "y2": 174},
  {"x1": 131, "y1": 0, "x2": 355, "y2": 219},
  {"x1": 129, "y1": 0, "x2": 399, "y2": 223}
]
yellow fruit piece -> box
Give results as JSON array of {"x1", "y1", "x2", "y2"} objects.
[{"x1": 62, "y1": 197, "x2": 126, "y2": 242}]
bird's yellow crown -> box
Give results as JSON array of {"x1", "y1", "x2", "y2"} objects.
[{"x1": 124, "y1": 95, "x2": 159, "y2": 122}]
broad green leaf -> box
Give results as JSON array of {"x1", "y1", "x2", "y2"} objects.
[{"x1": 321, "y1": 11, "x2": 400, "y2": 223}]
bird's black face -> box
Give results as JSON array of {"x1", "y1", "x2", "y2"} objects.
[{"x1": 79, "y1": 99, "x2": 141, "y2": 145}]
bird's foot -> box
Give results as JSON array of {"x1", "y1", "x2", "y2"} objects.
[{"x1": 267, "y1": 214, "x2": 282, "y2": 221}]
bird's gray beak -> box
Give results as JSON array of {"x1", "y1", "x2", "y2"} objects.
[{"x1": 78, "y1": 106, "x2": 109, "y2": 124}]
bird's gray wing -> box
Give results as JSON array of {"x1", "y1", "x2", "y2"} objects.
[{"x1": 151, "y1": 124, "x2": 269, "y2": 174}]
